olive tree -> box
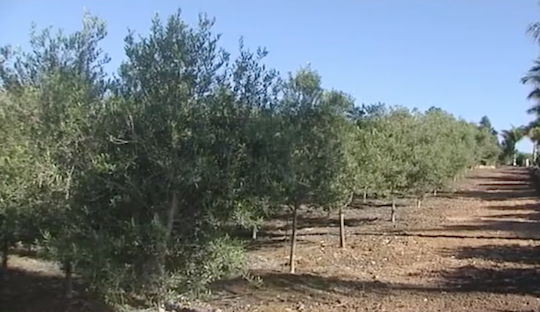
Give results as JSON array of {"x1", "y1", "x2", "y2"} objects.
[
  {"x1": 372, "y1": 107, "x2": 417, "y2": 222},
  {"x1": 354, "y1": 103, "x2": 388, "y2": 204},
  {"x1": 0, "y1": 12, "x2": 110, "y2": 298},
  {"x1": 275, "y1": 67, "x2": 353, "y2": 272},
  {"x1": 74, "y1": 10, "x2": 283, "y2": 301},
  {"x1": 0, "y1": 89, "x2": 41, "y2": 280}
]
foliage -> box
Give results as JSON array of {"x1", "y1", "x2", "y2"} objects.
[
  {"x1": 475, "y1": 116, "x2": 501, "y2": 166},
  {"x1": 522, "y1": 19, "x2": 540, "y2": 148},
  {"x1": 500, "y1": 126, "x2": 525, "y2": 165},
  {"x1": 0, "y1": 8, "x2": 501, "y2": 307},
  {"x1": 516, "y1": 152, "x2": 533, "y2": 166}
]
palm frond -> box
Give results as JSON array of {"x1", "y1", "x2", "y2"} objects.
[
  {"x1": 526, "y1": 88, "x2": 540, "y2": 102},
  {"x1": 527, "y1": 103, "x2": 540, "y2": 115},
  {"x1": 527, "y1": 22, "x2": 540, "y2": 44}
]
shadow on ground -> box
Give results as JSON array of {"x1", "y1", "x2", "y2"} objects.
[
  {"x1": 437, "y1": 265, "x2": 540, "y2": 296},
  {"x1": 215, "y1": 168, "x2": 540, "y2": 302},
  {"x1": 0, "y1": 267, "x2": 114, "y2": 312},
  {"x1": 212, "y1": 265, "x2": 540, "y2": 298},
  {"x1": 442, "y1": 188, "x2": 536, "y2": 202},
  {"x1": 423, "y1": 200, "x2": 540, "y2": 239},
  {"x1": 488, "y1": 202, "x2": 540, "y2": 213},
  {"x1": 439, "y1": 168, "x2": 537, "y2": 202},
  {"x1": 449, "y1": 244, "x2": 540, "y2": 265},
  {"x1": 427, "y1": 169, "x2": 540, "y2": 239},
  {"x1": 246, "y1": 236, "x2": 320, "y2": 251},
  {"x1": 432, "y1": 221, "x2": 540, "y2": 239},
  {"x1": 407, "y1": 207, "x2": 540, "y2": 240},
  {"x1": 469, "y1": 168, "x2": 530, "y2": 183},
  {"x1": 211, "y1": 271, "x2": 406, "y2": 299},
  {"x1": 263, "y1": 215, "x2": 380, "y2": 233}
]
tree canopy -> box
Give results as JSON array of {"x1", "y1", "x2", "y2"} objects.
[{"x1": 0, "y1": 10, "x2": 503, "y2": 308}]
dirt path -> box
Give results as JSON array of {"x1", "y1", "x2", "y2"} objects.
[
  {"x1": 211, "y1": 167, "x2": 540, "y2": 312},
  {"x1": 2, "y1": 167, "x2": 540, "y2": 312}
]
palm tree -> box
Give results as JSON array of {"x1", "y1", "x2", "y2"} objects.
[
  {"x1": 522, "y1": 18, "x2": 540, "y2": 124},
  {"x1": 528, "y1": 126, "x2": 540, "y2": 165},
  {"x1": 526, "y1": 17, "x2": 540, "y2": 44},
  {"x1": 522, "y1": 12, "x2": 540, "y2": 165},
  {"x1": 521, "y1": 59, "x2": 540, "y2": 116},
  {"x1": 501, "y1": 126, "x2": 525, "y2": 166}
]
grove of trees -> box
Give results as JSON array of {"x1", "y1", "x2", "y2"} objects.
[{"x1": 0, "y1": 10, "x2": 501, "y2": 308}]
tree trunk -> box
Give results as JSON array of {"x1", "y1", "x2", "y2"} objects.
[
  {"x1": 1, "y1": 240, "x2": 8, "y2": 281},
  {"x1": 363, "y1": 186, "x2": 367, "y2": 204},
  {"x1": 166, "y1": 191, "x2": 178, "y2": 239},
  {"x1": 289, "y1": 204, "x2": 299, "y2": 274},
  {"x1": 339, "y1": 206, "x2": 346, "y2": 248},
  {"x1": 433, "y1": 189, "x2": 437, "y2": 196},
  {"x1": 285, "y1": 214, "x2": 290, "y2": 241},
  {"x1": 156, "y1": 191, "x2": 178, "y2": 274},
  {"x1": 162, "y1": 192, "x2": 178, "y2": 269},
  {"x1": 533, "y1": 142, "x2": 537, "y2": 166},
  {"x1": 252, "y1": 226, "x2": 258, "y2": 240},
  {"x1": 339, "y1": 193, "x2": 354, "y2": 249},
  {"x1": 64, "y1": 258, "x2": 73, "y2": 299},
  {"x1": 147, "y1": 191, "x2": 179, "y2": 305},
  {"x1": 390, "y1": 197, "x2": 396, "y2": 223},
  {"x1": 417, "y1": 198, "x2": 422, "y2": 208}
]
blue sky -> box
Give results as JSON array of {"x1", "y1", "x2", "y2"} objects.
[{"x1": 1, "y1": 0, "x2": 539, "y2": 151}]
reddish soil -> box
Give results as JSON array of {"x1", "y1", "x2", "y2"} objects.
[
  {"x1": 3, "y1": 167, "x2": 540, "y2": 312},
  {"x1": 210, "y1": 167, "x2": 540, "y2": 312}
]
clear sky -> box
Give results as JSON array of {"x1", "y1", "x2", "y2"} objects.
[{"x1": 1, "y1": 0, "x2": 539, "y2": 152}]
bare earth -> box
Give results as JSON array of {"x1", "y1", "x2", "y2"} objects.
[
  {"x1": 210, "y1": 167, "x2": 540, "y2": 312},
  {"x1": 3, "y1": 167, "x2": 540, "y2": 312}
]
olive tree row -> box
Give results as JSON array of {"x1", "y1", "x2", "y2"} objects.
[
  {"x1": 349, "y1": 106, "x2": 498, "y2": 224},
  {"x1": 0, "y1": 9, "x2": 500, "y2": 307},
  {"x1": 0, "y1": 10, "x2": 353, "y2": 303}
]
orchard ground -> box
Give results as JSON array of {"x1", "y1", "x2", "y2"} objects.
[{"x1": 3, "y1": 167, "x2": 540, "y2": 312}]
